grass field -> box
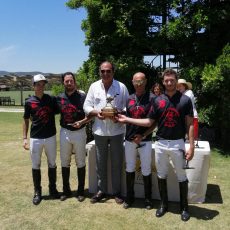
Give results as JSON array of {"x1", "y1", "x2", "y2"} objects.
[
  {"x1": 0, "y1": 111, "x2": 229, "y2": 230},
  {"x1": 0, "y1": 91, "x2": 52, "y2": 105}
]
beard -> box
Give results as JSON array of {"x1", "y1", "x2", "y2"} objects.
[{"x1": 65, "y1": 85, "x2": 76, "y2": 94}]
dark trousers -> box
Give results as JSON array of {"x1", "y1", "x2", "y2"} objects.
[{"x1": 94, "y1": 133, "x2": 124, "y2": 195}]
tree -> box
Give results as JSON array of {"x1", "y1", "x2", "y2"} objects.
[
  {"x1": 66, "y1": 0, "x2": 158, "y2": 91},
  {"x1": 66, "y1": 0, "x2": 230, "y2": 149},
  {"x1": 199, "y1": 44, "x2": 230, "y2": 150},
  {"x1": 158, "y1": 0, "x2": 230, "y2": 149}
]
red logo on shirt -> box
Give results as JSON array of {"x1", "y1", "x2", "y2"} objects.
[
  {"x1": 129, "y1": 99, "x2": 135, "y2": 106},
  {"x1": 162, "y1": 108, "x2": 179, "y2": 127},
  {"x1": 158, "y1": 100, "x2": 166, "y2": 109},
  {"x1": 36, "y1": 106, "x2": 52, "y2": 124},
  {"x1": 130, "y1": 106, "x2": 145, "y2": 118},
  {"x1": 61, "y1": 98, "x2": 65, "y2": 105},
  {"x1": 62, "y1": 104, "x2": 78, "y2": 123},
  {"x1": 31, "y1": 102, "x2": 38, "y2": 109}
]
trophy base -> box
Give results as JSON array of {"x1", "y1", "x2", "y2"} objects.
[{"x1": 101, "y1": 108, "x2": 118, "y2": 118}]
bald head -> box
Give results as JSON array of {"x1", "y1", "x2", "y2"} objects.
[
  {"x1": 132, "y1": 72, "x2": 147, "y2": 87},
  {"x1": 133, "y1": 72, "x2": 146, "y2": 80}
]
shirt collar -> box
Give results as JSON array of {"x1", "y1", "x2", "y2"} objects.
[{"x1": 99, "y1": 79, "x2": 115, "y2": 89}]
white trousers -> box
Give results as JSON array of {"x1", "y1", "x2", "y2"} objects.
[
  {"x1": 60, "y1": 127, "x2": 87, "y2": 168},
  {"x1": 125, "y1": 140, "x2": 152, "y2": 176},
  {"x1": 30, "y1": 135, "x2": 57, "y2": 169},
  {"x1": 155, "y1": 139, "x2": 187, "y2": 182}
]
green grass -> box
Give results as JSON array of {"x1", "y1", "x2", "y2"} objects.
[
  {"x1": 0, "y1": 112, "x2": 229, "y2": 230},
  {"x1": 0, "y1": 91, "x2": 51, "y2": 105}
]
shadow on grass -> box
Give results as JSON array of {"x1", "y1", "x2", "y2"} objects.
[
  {"x1": 151, "y1": 201, "x2": 219, "y2": 221},
  {"x1": 164, "y1": 184, "x2": 222, "y2": 220},
  {"x1": 189, "y1": 205, "x2": 219, "y2": 220},
  {"x1": 127, "y1": 183, "x2": 222, "y2": 220},
  {"x1": 118, "y1": 199, "x2": 219, "y2": 221},
  {"x1": 40, "y1": 186, "x2": 221, "y2": 221},
  {"x1": 41, "y1": 189, "x2": 93, "y2": 201},
  {"x1": 169, "y1": 202, "x2": 219, "y2": 220},
  {"x1": 42, "y1": 189, "x2": 113, "y2": 203},
  {"x1": 205, "y1": 184, "x2": 223, "y2": 204}
]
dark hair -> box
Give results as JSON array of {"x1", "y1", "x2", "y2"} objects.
[
  {"x1": 62, "y1": 72, "x2": 76, "y2": 83},
  {"x1": 183, "y1": 83, "x2": 189, "y2": 90},
  {"x1": 151, "y1": 83, "x2": 164, "y2": 94},
  {"x1": 162, "y1": 68, "x2": 178, "y2": 80},
  {"x1": 99, "y1": 61, "x2": 115, "y2": 72}
]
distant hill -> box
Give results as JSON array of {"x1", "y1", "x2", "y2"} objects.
[
  {"x1": 0, "y1": 71, "x2": 62, "y2": 90},
  {"x1": 0, "y1": 70, "x2": 52, "y2": 77}
]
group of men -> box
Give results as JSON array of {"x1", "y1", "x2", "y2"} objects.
[
  {"x1": 23, "y1": 72, "x2": 90, "y2": 205},
  {"x1": 23, "y1": 61, "x2": 194, "y2": 222}
]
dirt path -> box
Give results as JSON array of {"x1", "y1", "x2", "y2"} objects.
[{"x1": 0, "y1": 108, "x2": 24, "y2": 113}]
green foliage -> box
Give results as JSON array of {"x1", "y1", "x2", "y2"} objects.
[
  {"x1": 76, "y1": 59, "x2": 98, "y2": 93},
  {"x1": 51, "y1": 84, "x2": 64, "y2": 96},
  {"x1": 115, "y1": 17, "x2": 131, "y2": 37},
  {"x1": 66, "y1": 0, "x2": 230, "y2": 149},
  {"x1": 66, "y1": 0, "x2": 157, "y2": 86},
  {"x1": 198, "y1": 105, "x2": 217, "y2": 127},
  {"x1": 202, "y1": 65, "x2": 222, "y2": 91},
  {"x1": 180, "y1": 45, "x2": 230, "y2": 150},
  {"x1": 200, "y1": 44, "x2": 230, "y2": 149},
  {"x1": 100, "y1": 3, "x2": 113, "y2": 20}
]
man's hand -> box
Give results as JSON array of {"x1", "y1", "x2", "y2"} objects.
[
  {"x1": 97, "y1": 111, "x2": 105, "y2": 120},
  {"x1": 115, "y1": 114, "x2": 127, "y2": 123},
  {"x1": 72, "y1": 121, "x2": 82, "y2": 129},
  {"x1": 132, "y1": 134, "x2": 142, "y2": 145},
  {"x1": 185, "y1": 147, "x2": 194, "y2": 161},
  {"x1": 23, "y1": 139, "x2": 29, "y2": 150}
]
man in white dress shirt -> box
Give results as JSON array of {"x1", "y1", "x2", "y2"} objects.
[{"x1": 84, "y1": 61, "x2": 129, "y2": 204}]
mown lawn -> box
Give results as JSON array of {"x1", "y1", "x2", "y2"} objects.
[
  {"x1": 0, "y1": 91, "x2": 51, "y2": 105},
  {"x1": 0, "y1": 111, "x2": 229, "y2": 230}
]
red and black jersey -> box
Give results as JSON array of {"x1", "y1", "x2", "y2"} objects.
[
  {"x1": 148, "y1": 91, "x2": 193, "y2": 140},
  {"x1": 23, "y1": 94, "x2": 57, "y2": 139},
  {"x1": 125, "y1": 92, "x2": 156, "y2": 141},
  {"x1": 56, "y1": 91, "x2": 86, "y2": 131}
]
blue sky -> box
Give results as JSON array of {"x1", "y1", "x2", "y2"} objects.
[{"x1": 0, "y1": 0, "x2": 89, "y2": 74}]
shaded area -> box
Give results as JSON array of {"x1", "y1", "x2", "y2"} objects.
[
  {"x1": 205, "y1": 184, "x2": 223, "y2": 204},
  {"x1": 167, "y1": 202, "x2": 219, "y2": 220}
]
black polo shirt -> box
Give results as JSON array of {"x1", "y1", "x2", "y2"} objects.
[
  {"x1": 23, "y1": 94, "x2": 57, "y2": 139},
  {"x1": 56, "y1": 91, "x2": 86, "y2": 131},
  {"x1": 125, "y1": 92, "x2": 156, "y2": 141},
  {"x1": 148, "y1": 91, "x2": 193, "y2": 140}
]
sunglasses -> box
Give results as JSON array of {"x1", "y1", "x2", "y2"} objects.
[
  {"x1": 100, "y1": 69, "x2": 112, "y2": 74},
  {"x1": 132, "y1": 80, "x2": 145, "y2": 86}
]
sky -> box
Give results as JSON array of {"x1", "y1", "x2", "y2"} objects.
[{"x1": 0, "y1": 0, "x2": 89, "y2": 74}]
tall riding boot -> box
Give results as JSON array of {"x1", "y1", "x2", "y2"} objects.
[
  {"x1": 32, "y1": 169, "x2": 42, "y2": 205},
  {"x1": 77, "y1": 166, "x2": 86, "y2": 202},
  {"x1": 60, "y1": 167, "x2": 72, "y2": 201},
  {"x1": 48, "y1": 167, "x2": 59, "y2": 199},
  {"x1": 143, "y1": 174, "x2": 153, "y2": 210},
  {"x1": 179, "y1": 180, "x2": 190, "y2": 221},
  {"x1": 156, "y1": 178, "x2": 168, "y2": 217},
  {"x1": 123, "y1": 172, "x2": 135, "y2": 209}
]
